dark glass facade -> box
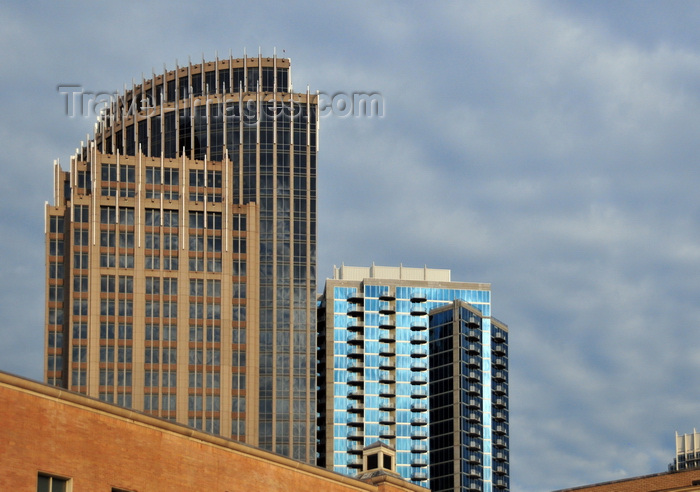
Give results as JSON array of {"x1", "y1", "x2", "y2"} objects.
[
  {"x1": 46, "y1": 55, "x2": 318, "y2": 463},
  {"x1": 429, "y1": 301, "x2": 509, "y2": 492}
]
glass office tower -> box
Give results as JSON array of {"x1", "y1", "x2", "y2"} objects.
[
  {"x1": 317, "y1": 265, "x2": 508, "y2": 490},
  {"x1": 45, "y1": 54, "x2": 318, "y2": 462}
]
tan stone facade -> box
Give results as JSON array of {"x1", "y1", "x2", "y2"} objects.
[
  {"x1": 45, "y1": 55, "x2": 319, "y2": 460},
  {"x1": 0, "y1": 371, "x2": 426, "y2": 492}
]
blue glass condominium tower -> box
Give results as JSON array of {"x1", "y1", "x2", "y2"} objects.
[
  {"x1": 316, "y1": 265, "x2": 509, "y2": 490},
  {"x1": 44, "y1": 54, "x2": 318, "y2": 462}
]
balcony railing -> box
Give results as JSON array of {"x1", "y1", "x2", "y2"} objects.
[
  {"x1": 410, "y1": 304, "x2": 427, "y2": 316},
  {"x1": 410, "y1": 333, "x2": 428, "y2": 344},
  {"x1": 378, "y1": 370, "x2": 395, "y2": 383},
  {"x1": 379, "y1": 300, "x2": 395, "y2": 314}
]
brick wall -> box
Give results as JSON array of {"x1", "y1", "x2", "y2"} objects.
[
  {"x1": 554, "y1": 468, "x2": 700, "y2": 492},
  {"x1": 0, "y1": 372, "x2": 426, "y2": 492}
]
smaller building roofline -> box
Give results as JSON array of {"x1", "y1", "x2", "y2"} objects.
[
  {"x1": 0, "y1": 370, "x2": 429, "y2": 492},
  {"x1": 552, "y1": 467, "x2": 700, "y2": 492}
]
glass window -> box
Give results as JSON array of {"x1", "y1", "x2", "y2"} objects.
[
  {"x1": 37, "y1": 474, "x2": 69, "y2": 492},
  {"x1": 146, "y1": 167, "x2": 161, "y2": 184},
  {"x1": 163, "y1": 210, "x2": 178, "y2": 227},
  {"x1": 119, "y1": 231, "x2": 134, "y2": 248},
  {"x1": 163, "y1": 232, "x2": 178, "y2": 250},
  {"x1": 119, "y1": 208, "x2": 134, "y2": 226},
  {"x1": 189, "y1": 211, "x2": 204, "y2": 229},
  {"x1": 145, "y1": 277, "x2": 160, "y2": 295},
  {"x1": 145, "y1": 209, "x2": 160, "y2": 226},
  {"x1": 163, "y1": 277, "x2": 177, "y2": 295},
  {"x1": 164, "y1": 168, "x2": 179, "y2": 186}
]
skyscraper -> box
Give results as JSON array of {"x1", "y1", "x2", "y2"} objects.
[
  {"x1": 45, "y1": 53, "x2": 318, "y2": 462},
  {"x1": 428, "y1": 301, "x2": 509, "y2": 491},
  {"x1": 316, "y1": 265, "x2": 509, "y2": 491}
]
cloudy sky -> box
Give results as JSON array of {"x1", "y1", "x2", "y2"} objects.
[{"x1": 3, "y1": 1, "x2": 700, "y2": 490}]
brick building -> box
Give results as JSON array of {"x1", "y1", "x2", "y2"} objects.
[
  {"x1": 0, "y1": 371, "x2": 425, "y2": 492},
  {"x1": 554, "y1": 468, "x2": 700, "y2": 492}
]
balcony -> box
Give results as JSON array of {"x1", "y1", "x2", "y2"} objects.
[
  {"x1": 411, "y1": 429, "x2": 428, "y2": 439},
  {"x1": 494, "y1": 437, "x2": 509, "y2": 448},
  {"x1": 494, "y1": 450, "x2": 508, "y2": 460},
  {"x1": 410, "y1": 346, "x2": 428, "y2": 358},
  {"x1": 493, "y1": 410, "x2": 508, "y2": 421},
  {"x1": 379, "y1": 343, "x2": 395, "y2": 356},
  {"x1": 466, "y1": 466, "x2": 482, "y2": 478},
  {"x1": 492, "y1": 343, "x2": 507, "y2": 356},
  {"x1": 493, "y1": 420, "x2": 509, "y2": 434},
  {"x1": 378, "y1": 370, "x2": 395, "y2": 383},
  {"x1": 379, "y1": 300, "x2": 395, "y2": 314},
  {"x1": 411, "y1": 458, "x2": 428, "y2": 467},
  {"x1": 379, "y1": 357, "x2": 396, "y2": 369},
  {"x1": 347, "y1": 427, "x2": 363, "y2": 441},
  {"x1": 466, "y1": 426, "x2": 481, "y2": 437},
  {"x1": 347, "y1": 413, "x2": 364, "y2": 427},
  {"x1": 379, "y1": 398, "x2": 396, "y2": 411},
  {"x1": 410, "y1": 361, "x2": 428, "y2": 372},
  {"x1": 347, "y1": 304, "x2": 364, "y2": 317},
  {"x1": 465, "y1": 328, "x2": 481, "y2": 341},
  {"x1": 411, "y1": 401, "x2": 428, "y2": 412},
  {"x1": 347, "y1": 318, "x2": 364, "y2": 332},
  {"x1": 465, "y1": 383, "x2": 481, "y2": 394},
  {"x1": 378, "y1": 315, "x2": 395, "y2": 329},
  {"x1": 492, "y1": 356, "x2": 507, "y2": 369},
  {"x1": 347, "y1": 388, "x2": 364, "y2": 400},
  {"x1": 411, "y1": 443, "x2": 428, "y2": 453},
  {"x1": 493, "y1": 396, "x2": 508, "y2": 408},
  {"x1": 410, "y1": 304, "x2": 427, "y2": 316},
  {"x1": 411, "y1": 387, "x2": 428, "y2": 399},
  {"x1": 410, "y1": 291, "x2": 427, "y2": 303},
  {"x1": 466, "y1": 439, "x2": 482, "y2": 450},
  {"x1": 410, "y1": 374, "x2": 428, "y2": 385},
  {"x1": 347, "y1": 401, "x2": 364, "y2": 413},
  {"x1": 379, "y1": 425, "x2": 396, "y2": 439},
  {"x1": 347, "y1": 442, "x2": 364, "y2": 455},
  {"x1": 492, "y1": 331, "x2": 506, "y2": 343},
  {"x1": 379, "y1": 291, "x2": 395, "y2": 301},
  {"x1": 466, "y1": 411, "x2": 482, "y2": 422},
  {"x1": 495, "y1": 478, "x2": 509, "y2": 488},
  {"x1": 347, "y1": 359, "x2": 364, "y2": 372},
  {"x1": 410, "y1": 417, "x2": 428, "y2": 426},
  {"x1": 465, "y1": 356, "x2": 481, "y2": 367},
  {"x1": 467, "y1": 316, "x2": 481, "y2": 327},
  {"x1": 347, "y1": 332, "x2": 364, "y2": 345},
  {"x1": 493, "y1": 369, "x2": 507, "y2": 381},
  {"x1": 379, "y1": 411, "x2": 395, "y2": 425},
  {"x1": 493, "y1": 383, "x2": 508, "y2": 395},
  {"x1": 347, "y1": 373, "x2": 364, "y2": 386},
  {"x1": 378, "y1": 328, "x2": 395, "y2": 343},
  {"x1": 410, "y1": 333, "x2": 428, "y2": 344},
  {"x1": 347, "y1": 346, "x2": 364, "y2": 358},
  {"x1": 466, "y1": 342, "x2": 481, "y2": 354},
  {"x1": 411, "y1": 472, "x2": 428, "y2": 482},
  {"x1": 410, "y1": 319, "x2": 428, "y2": 331},
  {"x1": 466, "y1": 453, "x2": 482, "y2": 464},
  {"x1": 379, "y1": 384, "x2": 396, "y2": 397},
  {"x1": 347, "y1": 292, "x2": 364, "y2": 303}
]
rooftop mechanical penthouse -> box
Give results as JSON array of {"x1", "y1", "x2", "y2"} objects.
[{"x1": 45, "y1": 53, "x2": 319, "y2": 462}]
